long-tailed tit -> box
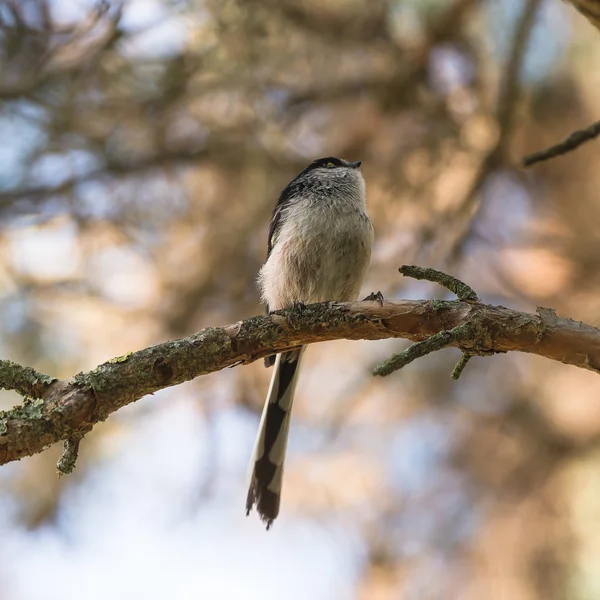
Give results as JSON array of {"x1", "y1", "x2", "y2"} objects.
[{"x1": 246, "y1": 156, "x2": 374, "y2": 528}]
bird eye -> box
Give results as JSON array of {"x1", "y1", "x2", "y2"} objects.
[{"x1": 326, "y1": 162, "x2": 335, "y2": 168}]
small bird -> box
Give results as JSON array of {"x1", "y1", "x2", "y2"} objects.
[{"x1": 246, "y1": 156, "x2": 374, "y2": 528}]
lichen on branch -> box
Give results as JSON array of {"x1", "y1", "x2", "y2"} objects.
[{"x1": 0, "y1": 266, "x2": 599, "y2": 469}]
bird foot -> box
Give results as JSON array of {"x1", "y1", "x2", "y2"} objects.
[
  {"x1": 362, "y1": 291, "x2": 385, "y2": 306},
  {"x1": 291, "y1": 301, "x2": 306, "y2": 314}
]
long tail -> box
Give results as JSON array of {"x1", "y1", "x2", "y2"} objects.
[{"x1": 246, "y1": 347, "x2": 305, "y2": 529}]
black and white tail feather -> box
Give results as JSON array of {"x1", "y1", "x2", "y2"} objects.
[
  {"x1": 246, "y1": 156, "x2": 373, "y2": 528},
  {"x1": 246, "y1": 348, "x2": 304, "y2": 528}
]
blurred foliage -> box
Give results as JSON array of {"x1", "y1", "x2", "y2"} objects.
[{"x1": 2, "y1": 0, "x2": 600, "y2": 598}]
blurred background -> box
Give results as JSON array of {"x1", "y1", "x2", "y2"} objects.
[{"x1": 1, "y1": 0, "x2": 600, "y2": 598}]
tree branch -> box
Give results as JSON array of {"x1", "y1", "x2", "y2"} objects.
[
  {"x1": 0, "y1": 360, "x2": 57, "y2": 398},
  {"x1": 373, "y1": 323, "x2": 474, "y2": 377},
  {"x1": 399, "y1": 265, "x2": 479, "y2": 302},
  {"x1": 1, "y1": 294, "x2": 600, "y2": 467},
  {"x1": 519, "y1": 1, "x2": 600, "y2": 166},
  {"x1": 522, "y1": 120, "x2": 600, "y2": 167}
]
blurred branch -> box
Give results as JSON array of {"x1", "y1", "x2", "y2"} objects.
[
  {"x1": 475, "y1": 0, "x2": 542, "y2": 170},
  {"x1": 2, "y1": 266, "x2": 600, "y2": 466},
  {"x1": 286, "y1": 0, "x2": 484, "y2": 108},
  {"x1": 0, "y1": 138, "x2": 252, "y2": 210},
  {"x1": 522, "y1": 119, "x2": 600, "y2": 166},
  {"x1": 563, "y1": 0, "x2": 600, "y2": 31},
  {"x1": 446, "y1": 0, "x2": 542, "y2": 259},
  {"x1": 0, "y1": 0, "x2": 123, "y2": 100},
  {"x1": 494, "y1": 0, "x2": 544, "y2": 158},
  {"x1": 244, "y1": 0, "x2": 389, "y2": 42}
]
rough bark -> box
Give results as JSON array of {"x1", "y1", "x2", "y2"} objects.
[{"x1": 1, "y1": 298, "x2": 599, "y2": 467}]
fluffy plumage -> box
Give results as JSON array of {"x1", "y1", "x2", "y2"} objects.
[{"x1": 246, "y1": 157, "x2": 373, "y2": 528}]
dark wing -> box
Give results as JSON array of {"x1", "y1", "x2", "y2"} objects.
[
  {"x1": 263, "y1": 174, "x2": 306, "y2": 367},
  {"x1": 267, "y1": 200, "x2": 284, "y2": 260},
  {"x1": 267, "y1": 175, "x2": 306, "y2": 259},
  {"x1": 263, "y1": 158, "x2": 342, "y2": 364}
]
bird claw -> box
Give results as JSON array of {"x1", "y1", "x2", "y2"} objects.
[
  {"x1": 362, "y1": 291, "x2": 384, "y2": 306},
  {"x1": 291, "y1": 301, "x2": 306, "y2": 314}
]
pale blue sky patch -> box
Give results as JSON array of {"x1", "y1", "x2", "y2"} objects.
[
  {"x1": 429, "y1": 45, "x2": 476, "y2": 96},
  {"x1": 0, "y1": 112, "x2": 47, "y2": 190},
  {"x1": 485, "y1": 0, "x2": 570, "y2": 84},
  {"x1": 118, "y1": 16, "x2": 190, "y2": 59},
  {"x1": 48, "y1": 0, "x2": 99, "y2": 26},
  {"x1": 29, "y1": 151, "x2": 101, "y2": 189},
  {"x1": 477, "y1": 170, "x2": 533, "y2": 244},
  {"x1": 0, "y1": 398, "x2": 363, "y2": 600}
]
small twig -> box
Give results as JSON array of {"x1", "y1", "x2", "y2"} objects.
[
  {"x1": 56, "y1": 437, "x2": 81, "y2": 476},
  {"x1": 522, "y1": 120, "x2": 600, "y2": 167},
  {"x1": 392, "y1": 266, "x2": 480, "y2": 378},
  {"x1": 374, "y1": 324, "x2": 471, "y2": 377},
  {"x1": 0, "y1": 359, "x2": 56, "y2": 398},
  {"x1": 399, "y1": 265, "x2": 479, "y2": 302},
  {"x1": 451, "y1": 353, "x2": 473, "y2": 379}
]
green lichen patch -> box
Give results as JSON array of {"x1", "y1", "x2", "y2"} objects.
[
  {"x1": 0, "y1": 359, "x2": 57, "y2": 397},
  {"x1": 3, "y1": 397, "x2": 45, "y2": 420},
  {"x1": 34, "y1": 373, "x2": 58, "y2": 386},
  {"x1": 431, "y1": 299, "x2": 447, "y2": 311},
  {"x1": 0, "y1": 397, "x2": 47, "y2": 435},
  {"x1": 107, "y1": 352, "x2": 133, "y2": 364}
]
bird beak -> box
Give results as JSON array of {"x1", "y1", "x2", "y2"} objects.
[{"x1": 348, "y1": 161, "x2": 362, "y2": 169}]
